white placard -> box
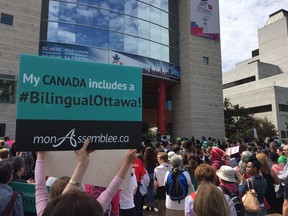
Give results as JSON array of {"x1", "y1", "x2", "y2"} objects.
[{"x1": 44, "y1": 149, "x2": 131, "y2": 188}]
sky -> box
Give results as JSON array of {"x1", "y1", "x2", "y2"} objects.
[{"x1": 219, "y1": 0, "x2": 288, "y2": 72}]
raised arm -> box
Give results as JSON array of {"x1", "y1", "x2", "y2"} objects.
[
  {"x1": 97, "y1": 149, "x2": 137, "y2": 212},
  {"x1": 35, "y1": 152, "x2": 48, "y2": 216},
  {"x1": 62, "y1": 140, "x2": 91, "y2": 194}
]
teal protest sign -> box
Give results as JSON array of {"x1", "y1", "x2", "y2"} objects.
[
  {"x1": 16, "y1": 54, "x2": 142, "y2": 151},
  {"x1": 10, "y1": 182, "x2": 50, "y2": 213}
]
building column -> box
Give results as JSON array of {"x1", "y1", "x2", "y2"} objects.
[{"x1": 157, "y1": 80, "x2": 166, "y2": 135}]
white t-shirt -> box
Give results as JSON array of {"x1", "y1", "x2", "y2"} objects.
[
  {"x1": 164, "y1": 170, "x2": 194, "y2": 210},
  {"x1": 154, "y1": 162, "x2": 172, "y2": 187},
  {"x1": 120, "y1": 173, "x2": 137, "y2": 210}
]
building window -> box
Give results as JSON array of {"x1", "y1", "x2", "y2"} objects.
[
  {"x1": 203, "y1": 57, "x2": 209, "y2": 65},
  {"x1": 244, "y1": 104, "x2": 272, "y2": 114},
  {"x1": 281, "y1": 131, "x2": 287, "y2": 138},
  {"x1": 0, "y1": 75, "x2": 16, "y2": 103},
  {"x1": 223, "y1": 76, "x2": 256, "y2": 89},
  {"x1": 279, "y1": 104, "x2": 288, "y2": 112},
  {"x1": 0, "y1": 13, "x2": 13, "y2": 25}
]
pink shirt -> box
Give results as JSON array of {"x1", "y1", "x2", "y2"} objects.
[{"x1": 35, "y1": 160, "x2": 123, "y2": 216}]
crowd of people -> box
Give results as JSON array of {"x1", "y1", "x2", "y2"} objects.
[{"x1": 1, "y1": 135, "x2": 288, "y2": 216}]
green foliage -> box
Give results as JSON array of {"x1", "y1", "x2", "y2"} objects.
[{"x1": 223, "y1": 98, "x2": 277, "y2": 139}]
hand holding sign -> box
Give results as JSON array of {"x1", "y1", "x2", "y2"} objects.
[{"x1": 74, "y1": 140, "x2": 91, "y2": 165}]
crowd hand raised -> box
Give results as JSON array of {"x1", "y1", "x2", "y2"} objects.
[
  {"x1": 74, "y1": 140, "x2": 91, "y2": 164},
  {"x1": 125, "y1": 149, "x2": 137, "y2": 164}
]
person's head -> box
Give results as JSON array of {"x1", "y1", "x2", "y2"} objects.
[
  {"x1": 256, "y1": 152, "x2": 270, "y2": 174},
  {"x1": 276, "y1": 147, "x2": 283, "y2": 156},
  {"x1": 211, "y1": 147, "x2": 225, "y2": 160},
  {"x1": 195, "y1": 163, "x2": 215, "y2": 183},
  {"x1": 283, "y1": 145, "x2": 288, "y2": 157},
  {"x1": 12, "y1": 156, "x2": 25, "y2": 176},
  {"x1": 43, "y1": 191, "x2": 103, "y2": 216},
  {"x1": 246, "y1": 155, "x2": 261, "y2": 176},
  {"x1": 136, "y1": 153, "x2": 145, "y2": 165},
  {"x1": 240, "y1": 151, "x2": 252, "y2": 163},
  {"x1": 0, "y1": 148, "x2": 10, "y2": 160},
  {"x1": 0, "y1": 160, "x2": 13, "y2": 184},
  {"x1": 49, "y1": 176, "x2": 70, "y2": 201},
  {"x1": 170, "y1": 154, "x2": 182, "y2": 168},
  {"x1": 0, "y1": 140, "x2": 5, "y2": 147},
  {"x1": 269, "y1": 151, "x2": 279, "y2": 163},
  {"x1": 216, "y1": 165, "x2": 237, "y2": 183},
  {"x1": 3, "y1": 136, "x2": 10, "y2": 142},
  {"x1": 157, "y1": 152, "x2": 168, "y2": 164},
  {"x1": 193, "y1": 182, "x2": 230, "y2": 216},
  {"x1": 186, "y1": 153, "x2": 198, "y2": 171},
  {"x1": 144, "y1": 146, "x2": 155, "y2": 166}
]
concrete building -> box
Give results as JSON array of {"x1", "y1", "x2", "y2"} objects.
[
  {"x1": 0, "y1": 0, "x2": 224, "y2": 140},
  {"x1": 223, "y1": 9, "x2": 288, "y2": 139}
]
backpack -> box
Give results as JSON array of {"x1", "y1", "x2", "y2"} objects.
[
  {"x1": 220, "y1": 186, "x2": 245, "y2": 216},
  {"x1": 165, "y1": 169, "x2": 188, "y2": 203}
]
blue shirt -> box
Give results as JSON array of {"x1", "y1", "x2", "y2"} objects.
[
  {"x1": 239, "y1": 175, "x2": 267, "y2": 204},
  {"x1": 0, "y1": 183, "x2": 24, "y2": 216}
]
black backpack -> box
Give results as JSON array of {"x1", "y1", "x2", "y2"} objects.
[
  {"x1": 165, "y1": 169, "x2": 188, "y2": 203},
  {"x1": 220, "y1": 186, "x2": 245, "y2": 216}
]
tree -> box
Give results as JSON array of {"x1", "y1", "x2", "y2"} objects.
[{"x1": 224, "y1": 98, "x2": 277, "y2": 140}]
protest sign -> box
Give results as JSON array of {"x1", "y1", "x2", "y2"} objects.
[
  {"x1": 16, "y1": 55, "x2": 142, "y2": 151},
  {"x1": 44, "y1": 149, "x2": 131, "y2": 188},
  {"x1": 10, "y1": 182, "x2": 50, "y2": 213}
]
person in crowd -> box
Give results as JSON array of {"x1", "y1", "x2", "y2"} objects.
[
  {"x1": 278, "y1": 145, "x2": 288, "y2": 180},
  {"x1": 120, "y1": 170, "x2": 138, "y2": 216},
  {"x1": 35, "y1": 140, "x2": 137, "y2": 216},
  {"x1": 256, "y1": 152, "x2": 281, "y2": 214},
  {"x1": 270, "y1": 151, "x2": 284, "y2": 174},
  {"x1": 0, "y1": 139, "x2": 10, "y2": 149},
  {"x1": 0, "y1": 159, "x2": 24, "y2": 216},
  {"x1": 216, "y1": 165, "x2": 239, "y2": 194},
  {"x1": 11, "y1": 157, "x2": 31, "y2": 183},
  {"x1": 19, "y1": 151, "x2": 35, "y2": 180},
  {"x1": 235, "y1": 151, "x2": 253, "y2": 180},
  {"x1": 132, "y1": 152, "x2": 147, "y2": 216},
  {"x1": 164, "y1": 154, "x2": 194, "y2": 216},
  {"x1": 283, "y1": 175, "x2": 288, "y2": 216},
  {"x1": 192, "y1": 182, "x2": 230, "y2": 216},
  {"x1": 154, "y1": 152, "x2": 171, "y2": 216},
  {"x1": 239, "y1": 155, "x2": 267, "y2": 216},
  {"x1": 278, "y1": 146, "x2": 288, "y2": 166},
  {"x1": 136, "y1": 154, "x2": 150, "y2": 214},
  {"x1": 143, "y1": 147, "x2": 157, "y2": 211},
  {"x1": 185, "y1": 163, "x2": 237, "y2": 216},
  {"x1": 183, "y1": 153, "x2": 198, "y2": 190},
  {"x1": 0, "y1": 148, "x2": 10, "y2": 160}
]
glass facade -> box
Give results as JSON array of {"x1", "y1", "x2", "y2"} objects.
[{"x1": 40, "y1": 0, "x2": 179, "y2": 65}]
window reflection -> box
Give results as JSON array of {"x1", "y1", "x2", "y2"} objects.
[
  {"x1": 59, "y1": 2, "x2": 76, "y2": 23},
  {"x1": 162, "y1": 45, "x2": 169, "y2": 62},
  {"x1": 58, "y1": 23, "x2": 76, "y2": 43},
  {"x1": 109, "y1": 32, "x2": 124, "y2": 52},
  {"x1": 150, "y1": 6, "x2": 160, "y2": 24},
  {"x1": 162, "y1": 28, "x2": 169, "y2": 45},
  {"x1": 150, "y1": 0, "x2": 161, "y2": 9},
  {"x1": 95, "y1": 0, "x2": 109, "y2": 9},
  {"x1": 94, "y1": 8, "x2": 109, "y2": 29},
  {"x1": 138, "y1": 2, "x2": 150, "y2": 21},
  {"x1": 109, "y1": 11, "x2": 124, "y2": 32},
  {"x1": 124, "y1": 35, "x2": 137, "y2": 55},
  {"x1": 93, "y1": 29, "x2": 109, "y2": 49},
  {"x1": 76, "y1": 25, "x2": 94, "y2": 46},
  {"x1": 162, "y1": 0, "x2": 169, "y2": 12},
  {"x1": 48, "y1": 1, "x2": 59, "y2": 21},
  {"x1": 76, "y1": 5, "x2": 93, "y2": 26},
  {"x1": 77, "y1": 0, "x2": 94, "y2": 6},
  {"x1": 151, "y1": 42, "x2": 161, "y2": 60},
  {"x1": 124, "y1": 0, "x2": 138, "y2": 16},
  {"x1": 161, "y1": 11, "x2": 168, "y2": 28},
  {"x1": 150, "y1": 23, "x2": 161, "y2": 43},
  {"x1": 138, "y1": 19, "x2": 150, "y2": 39},
  {"x1": 124, "y1": 16, "x2": 137, "y2": 36},
  {"x1": 138, "y1": 38, "x2": 150, "y2": 57},
  {"x1": 47, "y1": 22, "x2": 58, "y2": 41},
  {"x1": 109, "y1": 0, "x2": 124, "y2": 13}
]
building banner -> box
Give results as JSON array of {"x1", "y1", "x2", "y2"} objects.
[
  {"x1": 190, "y1": 0, "x2": 220, "y2": 41},
  {"x1": 16, "y1": 54, "x2": 142, "y2": 151}
]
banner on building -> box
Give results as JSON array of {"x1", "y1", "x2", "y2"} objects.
[
  {"x1": 16, "y1": 54, "x2": 142, "y2": 151},
  {"x1": 190, "y1": 0, "x2": 220, "y2": 41}
]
